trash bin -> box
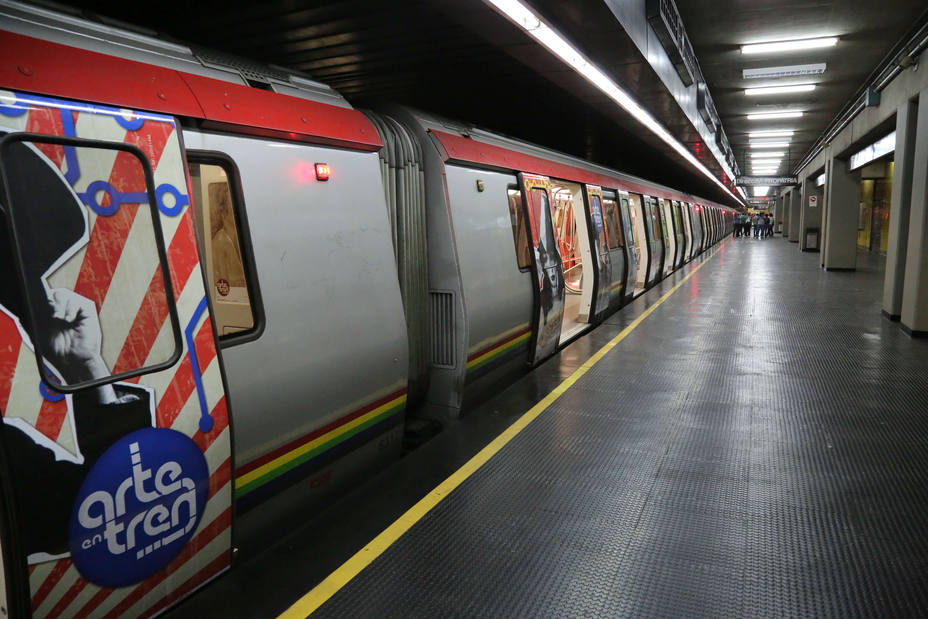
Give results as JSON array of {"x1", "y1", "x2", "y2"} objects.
[{"x1": 804, "y1": 227, "x2": 820, "y2": 252}]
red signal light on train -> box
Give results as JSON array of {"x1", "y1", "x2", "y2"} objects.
[{"x1": 315, "y1": 163, "x2": 331, "y2": 181}]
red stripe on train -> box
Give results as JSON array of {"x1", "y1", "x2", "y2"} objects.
[
  {"x1": 47, "y1": 575, "x2": 88, "y2": 619},
  {"x1": 71, "y1": 122, "x2": 172, "y2": 310},
  {"x1": 193, "y1": 397, "x2": 230, "y2": 454},
  {"x1": 33, "y1": 396, "x2": 68, "y2": 442},
  {"x1": 0, "y1": 314, "x2": 21, "y2": 412},
  {"x1": 31, "y1": 559, "x2": 72, "y2": 612},
  {"x1": 25, "y1": 104, "x2": 66, "y2": 167},
  {"x1": 237, "y1": 387, "x2": 408, "y2": 475},
  {"x1": 155, "y1": 318, "x2": 217, "y2": 430},
  {"x1": 112, "y1": 214, "x2": 200, "y2": 374}
]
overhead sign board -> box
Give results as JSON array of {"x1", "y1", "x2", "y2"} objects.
[
  {"x1": 646, "y1": 0, "x2": 697, "y2": 86},
  {"x1": 737, "y1": 176, "x2": 798, "y2": 187}
]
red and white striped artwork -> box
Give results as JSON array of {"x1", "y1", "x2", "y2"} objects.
[{"x1": 0, "y1": 90, "x2": 232, "y2": 618}]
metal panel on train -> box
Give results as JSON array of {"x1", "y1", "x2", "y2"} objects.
[{"x1": 181, "y1": 130, "x2": 409, "y2": 505}]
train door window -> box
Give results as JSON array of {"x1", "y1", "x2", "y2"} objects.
[
  {"x1": 673, "y1": 202, "x2": 684, "y2": 235},
  {"x1": 188, "y1": 155, "x2": 260, "y2": 339},
  {"x1": 602, "y1": 196, "x2": 624, "y2": 248},
  {"x1": 507, "y1": 187, "x2": 532, "y2": 270},
  {"x1": 651, "y1": 199, "x2": 663, "y2": 239},
  {"x1": 0, "y1": 134, "x2": 182, "y2": 391}
]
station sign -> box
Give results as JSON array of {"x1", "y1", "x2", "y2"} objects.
[{"x1": 737, "y1": 176, "x2": 799, "y2": 187}]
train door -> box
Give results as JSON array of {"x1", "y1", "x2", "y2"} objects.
[
  {"x1": 690, "y1": 203, "x2": 703, "y2": 258},
  {"x1": 0, "y1": 92, "x2": 233, "y2": 617},
  {"x1": 616, "y1": 192, "x2": 638, "y2": 304},
  {"x1": 599, "y1": 192, "x2": 626, "y2": 309},
  {"x1": 699, "y1": 205, "x2": 709, "y2": 252},
  {"x1": 645, "y1": 197, "x2": 664, "y2": 284},
  {"x1": 518, "y1": 174, "x2": 564, "y2": 364},
  {"x1": 672, "y1": 202, "x2": 686, "y2": 269},
  {"x1": 583, "y1": 185, "x2": 612, "y2": 322},
  {"x1": 658, "y1": 199, "x2": 675, "y2": 278},
  {"x1": 549, "y1": 179, "x2": 594, "y2": 342},
  {"x1": 681, "y1": 202, "x2": 693, "y2": 263},
  {"x1": 626, "y1": 193, "x2": 649, "y2": 294}
]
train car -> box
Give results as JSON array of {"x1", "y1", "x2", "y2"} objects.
[
  {"x1": 0, "y1": 2, "x2": 736, "y2": 616},
  {"x1": 372, "y1": 107, "x2": 734, "y2": 417}
]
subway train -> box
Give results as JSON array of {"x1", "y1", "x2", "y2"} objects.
[{"x1": 0, "y1": 2, "x2": 733, "y2": 617}]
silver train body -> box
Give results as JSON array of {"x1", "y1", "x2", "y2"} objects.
[{"x1": 0, "y1": 0, "x2": 733, "y2": 539}]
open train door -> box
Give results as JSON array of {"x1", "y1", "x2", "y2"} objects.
[
  {"x1": 0, "y1": 92, "x2": 233, "y2": 617},
  {"x1": 518, "y1": 173, "x2": 565, "y2": 365}
]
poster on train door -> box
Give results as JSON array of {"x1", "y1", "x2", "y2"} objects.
[
  {"x1": 518, "y1": 173, "x2": 564, "y2": 365},
  {"x1": 584, "y1": 185, "x2": 611, "y2": 322},
  {"x1": 0, "y1": 90, "x2": 232, "y2": 618}
]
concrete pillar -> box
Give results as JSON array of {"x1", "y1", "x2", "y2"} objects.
[
  {"x1": 882, "y1": 99, "x2": 918, "y2": 320},
  {"x1": 799, "y1": 176, "x2": 824, "y2": 252},
  {"x1": 822, "y1": 155, "x2": 860, "y2": 270},
  {"x1": 900, "y1": 88, "x2": 928, "y2": 335},
  {"x1": 788, "y1": 189, "x2": 801, "y2": 242},
  {"x1": 779, "y1": 193, "x2": 789, "y2": 238}
]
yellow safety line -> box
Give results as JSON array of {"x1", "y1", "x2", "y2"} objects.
[{"x1": 279, "y1": 243, "x2": 725, "y2": 618}]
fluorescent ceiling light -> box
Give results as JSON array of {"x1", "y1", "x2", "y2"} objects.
[
  {"x1": 749, "y1": 130, "x2": 795, "y2": 138},
  {"x1": 743, "y1": 63, "x2": 827, "y2": 79},
  {"x1": 816, "y1": 173, "x2": 826, "y2": 186},
  {"x1": 484, "y1": 0, "x2": 743, "y2": 205},
  {"x1": 745, "y1": 84, "x2": 816, "y2": 96},
  {"x1": 741, "y1": 37, "x2": 838, "y2": 55},
  {"x1": 748, "y1": 111, "x2": 804, "y2": 120},
  {"x1": 753, "y1": 186, "x2": 770, "y2": 197},
  {"x1": 751, "y1": 142, "x2": 790, "y2": 148},
  {"x1": 751, "y1": 152, "x2": 785, "y2": 158}
]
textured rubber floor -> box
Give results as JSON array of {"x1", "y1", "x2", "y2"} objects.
[{"x1": 312, "y1": 238, "x2": 928, "y2": 618}]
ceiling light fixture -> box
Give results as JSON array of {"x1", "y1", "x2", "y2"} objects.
[
  {"x1": 749, "y1": 130, "x2": 795, "y2": 138},
  {"x1": 484, "y1": 0, "x2": 743, "y2": 205},
  {"x1": 751, "y1": 152, "x2": 785, "y2": 158},
  {"x1": 745, "y1": 84, "x2": 816, "y2": 96},
  {"x1": 751, "y1": 142, "x2": 790, "y2": 148},
  {"x1": 748, "y1": 111, "x2": 804, "y2": 120},
  {"x1": 743, "y1": 63, "x2": 827, "y2": 79},
  {"x1": 741, "y1": 37, "x2": 838, "y2": 55},
  {"x1": 753, "y1": 186, "x2": 770, "y2": 197}
]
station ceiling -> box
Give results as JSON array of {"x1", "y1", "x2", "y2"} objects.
[
  {"x1": 51, "y1": 0, "x2": 928, "y2": 208},
  {"x1": 676, "y1": 0, "x2": 928, "y2": 192}
]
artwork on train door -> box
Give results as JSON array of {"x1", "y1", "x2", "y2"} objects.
[
  {"x1": 584, "y1": 185, "x2": 611, "y2": 321},
  {"x1": 518, "y1": 173, "x2": 564, "y2": 365},
  {"x1": 0, "y1": 90, "x2": 232, "y2": 618}
]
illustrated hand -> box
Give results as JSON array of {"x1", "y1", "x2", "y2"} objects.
[{"x1": 43, "y1": 288, "x2": 109, "y2": 384}]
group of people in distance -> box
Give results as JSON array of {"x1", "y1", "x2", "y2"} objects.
[{"x1": 734, "y1": 212, "x2": 773, "y2": 238}]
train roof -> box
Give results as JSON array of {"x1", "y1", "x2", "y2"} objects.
[
  {"x1": 397, "y1": 107, "x2": 734, "y2": 212},
  {"x1": 0, "y1": 0, "x2": 381, "y2": 150}
]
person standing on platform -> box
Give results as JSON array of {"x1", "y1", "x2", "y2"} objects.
[
  {"x1": 752, "y1": 213, "x2": 761, "y2": 238},
  {"x1": 743, "y1": 214, "x2": 751, "y2": 239}
]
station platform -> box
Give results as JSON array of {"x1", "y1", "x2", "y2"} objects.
[{"x1": 167, "y1": 235, "x2": 928, "y2": 618}]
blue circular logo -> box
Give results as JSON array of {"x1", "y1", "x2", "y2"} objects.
[{"x1": 68, "y1": 428, "x2": 209, "y2": 588}]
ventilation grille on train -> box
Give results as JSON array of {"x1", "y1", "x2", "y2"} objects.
[{"x1": 430, "y1": 291, "x2": 455, "y2": 368}]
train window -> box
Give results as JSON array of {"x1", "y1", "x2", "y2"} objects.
[
  {"x1": 651, "y1": 200, "x2": 663, "y2": 238},
  {"x1": 188, "y1": 155, "x2": 261, "y2": 340},
  {"x1": 0, "y1": 133, "x2": 182, "y2": 392},
  {"x1": 507, "y1": 187, "x2": 532, "y2": 270},
  {"x1": 602, "y1": 197, "x2": 624, "y2": 248}
]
